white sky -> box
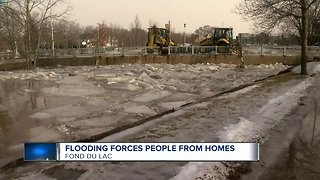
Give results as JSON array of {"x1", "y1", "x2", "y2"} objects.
[{"x1": 66, "y1": 0, "x2": 252, "y2": 35}]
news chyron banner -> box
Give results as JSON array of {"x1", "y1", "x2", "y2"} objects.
[{"x1": 24, "y1": 143, "x2": 259, "y2": 161}]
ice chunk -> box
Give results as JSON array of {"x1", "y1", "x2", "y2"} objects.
[
  {"x1": 44, "y1": 104, "x2": 89, "y2": 118},
  {"x1": 29, "y1": 126, "x2": 60, "y2": 141},
  {"x1": 42, "y1": 84, "x2": 103, "y2": 97},
  {"x1": 132, "y1": 90, "x2": 171, "y2": 102},
  {"x1": 30, "y1": 112, "x2": 53, "y2": 119},
  {"x1": 95, "y1": 73, "x2": 116, "y2": 79},
  {"x1": 106, "y1": 76, "x2": 133, "y2": 83},
  {"x1": 158, "y1": 101, "x2": 188, "y2": 110},
  {"x1": 124, "y1": 105, "x2": 157, "y2": 115}
]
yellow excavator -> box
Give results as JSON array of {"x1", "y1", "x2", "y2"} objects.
[
  {"x1": 199, "y1": 27, "x2": 235, "y2": 53},
  {"x1": 146, "y1": 25, "x2": 176, "y2": 55}
]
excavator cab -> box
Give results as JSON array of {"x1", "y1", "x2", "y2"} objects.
[
  {"x1": 146, "y1": 26, "x2": 176, "y2": 55},
  {"x1": 199, "y1": 27, "x2": 234, "y2": 53},
  {"x1": 214, "y1": 28, "x2": 233, "y2": 46}
]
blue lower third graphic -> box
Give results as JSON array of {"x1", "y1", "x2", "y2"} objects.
[{"x1": 24, "y1": 143, "x2": 57, "y2": 161}]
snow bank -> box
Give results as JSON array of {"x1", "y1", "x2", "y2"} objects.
[
  {"x1": 174, "y1": 77, "x2": 314, "y2": 180},
  {"x1": 219, "y1": 78, "x2": 313, "y2": 142},
  {"x1": 292, "y1": 62, "x2": 320, "y2": 74},
  {"x1": 219, "y1": 84, "x2": 260, "y2": 99},
  {"x1": 172, "y1": 162, "x2": 230, "y2": 180}
]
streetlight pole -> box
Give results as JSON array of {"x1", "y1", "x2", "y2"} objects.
[
  {"x1": 51, "y1": 20, "x2": 55, "y2": 54},
  {"x1": 50, "y1": 0, "x2": 55, "y2": 56},
  {"x1": 183, "y1": 23, "x2": 186, "y2": 46}
]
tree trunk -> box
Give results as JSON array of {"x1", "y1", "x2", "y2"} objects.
[
  {"x1": 25, "y1": 0, "x2": 32, "y2": 69},
  {"x1": 34, "y1": 26, "x2": 42, "y2": 68},
  {"x1": 35, "y1": 20, "x2": 46, "y2": 68},
  {"x1": 301, "y1": 1, "x2": 308, "y2": 75}
]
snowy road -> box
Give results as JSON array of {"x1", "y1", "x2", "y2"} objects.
[{"x1": 0, "y1": 63, "x2": 319, "y2": 179}]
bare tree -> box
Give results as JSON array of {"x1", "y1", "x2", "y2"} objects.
[
  {"x1": 130, "y1": 15, "x2": 144, "y2": 46},
  {"x1": 108, "y1": 23, "x2": 119, "y2": 46},
  {"x1": 194, "y1": 25, "x2": 216, "y2": 37},
  {"x1": 308, "y1": 1, "x2": 320, "y2": 45},
  {"x1": 256, "y1": 32, "x2": 271, "y2": 45},
  {"x1": 93, "y1": 21, "x2": 108, "y2": 48},
  {"x1": 80, "y1": 22, "x2": 134, "y2": 47},
  {"x1": 0, "y1": 6, "x2": 22, "y2": 56},
  {"x1": 236, "y1": 0, "x2": 320, "y2": 75},
  {"x1": 51, "y1": 20, "x2": 81, "y2": 48},
  {"x1": 2, "y1": 0, "x2": 70, "y2": 68},
  {"x1": 193, "y1": 25, "x2": 216, "y2": 44},
  {"x1": 80, "y1": 25, "x2": 95, "y2": 47},
  {"x1": 108, "y1": 23, "x2": 129, "y2": 46}
]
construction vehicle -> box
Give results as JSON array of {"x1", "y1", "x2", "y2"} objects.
[
  {"x1": 199, "y1": 27, "x2": 235, "y2": 53},
  {"x1": 146, "y1": 25, "x2": 176, "y2": 55}
]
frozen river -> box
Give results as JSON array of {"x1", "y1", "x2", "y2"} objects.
[{"x1": 3, "y1": 62, "x2": 315, "y2": 179}]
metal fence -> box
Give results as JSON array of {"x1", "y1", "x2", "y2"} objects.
[
  {"x1": 243, "y1": 45, "x2": 320, "y2": 57},
  {"x1": 0, "y1": 52, "x2": 16, "y2": 60},
  {"x1": 1, "y1": 45, "x2": 320, "y2": 59}
]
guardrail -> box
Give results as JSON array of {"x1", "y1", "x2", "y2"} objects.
[{"x1": 1, "y1": 45, "x2": 319, "y2": 59}]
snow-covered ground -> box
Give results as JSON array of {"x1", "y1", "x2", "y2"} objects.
[{"x1": 2, "y1": 62, "x2": 318, "y2": 179}]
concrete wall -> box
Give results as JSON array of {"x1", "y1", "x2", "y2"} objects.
[
  {"x1": 0, "y1": 54, "x2": 302, "y2": 71},
  {"x1": 95, "y1": 54, "x2": 301, "y2": 66},
  {"x1": 95, "y1": 55, "x2": 240, "y2": 65},
  {"x1": 0, "y1": 62, "x2": 27, "y2": 71},
  {"x1": 31, "y1": 55, "x2": 306, "y2": 67},
  {"x1": 36, "y1": 56, "x2": 96, "y2": 67},
  {"x1": 243, "y1": 55, "x2": 301, "y2": 65}
]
